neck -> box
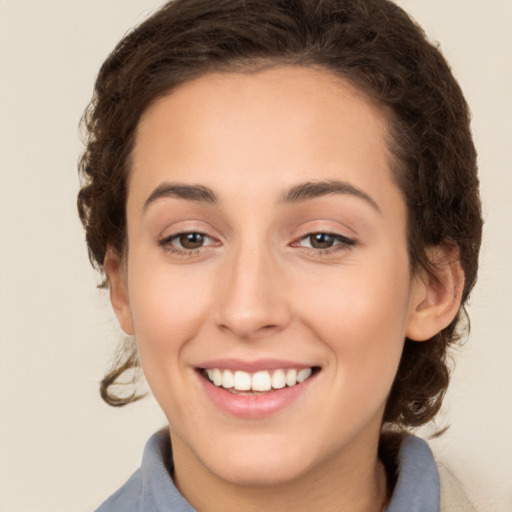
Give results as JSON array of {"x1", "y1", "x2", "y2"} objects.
[{"x1": 172, "y1": 431, "x2": 389, "y2": 512}]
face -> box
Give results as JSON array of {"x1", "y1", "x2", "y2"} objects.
[{"x1": 109, "y1": 66, "x2": 429, "y2": 488}]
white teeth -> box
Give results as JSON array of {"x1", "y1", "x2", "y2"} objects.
[
  {"x1": 297, "y1": 368, "x2": 312, "y2": 383},
  {"x1": 233, "y1": 371, "x2": 252, "y2": 391},
  {"x1": 252, "y1": 371, "x2": 272, "y2": 391},
  {"x1": 286, "y1": 369, "x2": 297, "y2": 386},
  {"x1": 205, "y1": 367, "x2": 315, "y2": 391},
  {"x1": 271, "y1": 369, "x2": 286, "y2": 389},
  {"x1": 212, "y1": 368, "x2": 222, "y2": 386},
  {"x1": 221, "y1": 369, "x2": 234, "y2": 389}
]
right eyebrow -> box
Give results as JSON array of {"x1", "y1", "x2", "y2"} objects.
[{"x1": 142, "y1": 182, "x2": 217, "y2": 212}]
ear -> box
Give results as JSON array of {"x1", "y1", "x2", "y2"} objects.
[
  {"x1": 406, "y1": 244, "x2": 465, "y2": 342},
  {"x1": 104, "y1": 248, "x2": 135, "y2": 335}
]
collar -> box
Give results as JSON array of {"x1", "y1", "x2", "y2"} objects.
[
  {"x1": 97, "y1": 429, "x2": 440, "y2": 511},
  {"x1": 384, "y1": 435, "x2": 440, "y2": 512}
]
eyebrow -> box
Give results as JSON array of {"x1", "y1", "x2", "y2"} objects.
[
  {"x1": 280, "y1": 180, "x2": 381, "y2": 213},
  {"x1": 143, "y1": 179, "x2": 380, "y2": 213},
  {"x1": 143, "y1": 183, "x2": 217, "y2": 211}
]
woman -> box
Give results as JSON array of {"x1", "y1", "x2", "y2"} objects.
[{"x1": 78, "y1": 0, "x2": 482, "y2": 510}]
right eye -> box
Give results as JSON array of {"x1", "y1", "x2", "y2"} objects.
[{"x1": 159, "y1": 232, "x2": 217, "y2": 251}]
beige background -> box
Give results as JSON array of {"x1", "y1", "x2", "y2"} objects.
[{"x1": 0, "y1": 0, "x2": 511, "y2": 510}]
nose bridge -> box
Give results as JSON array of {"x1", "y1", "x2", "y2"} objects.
[{"x1": 215, "y1": 236, "x2": 290, "y2": 339}]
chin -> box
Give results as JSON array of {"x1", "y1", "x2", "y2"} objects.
[
  {"x1": 186, "y1": 429, "x2": 326, "y2": 487},
  {"x1": 209, "y1": 453, "x2": 311, "y2": 487}
]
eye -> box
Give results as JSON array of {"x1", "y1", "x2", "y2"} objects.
[
  {"x1": 295, "y1": 232, "x2": 356, "y2": 251},
  {"x1": 176, "y1": 232, "x2": 207, "y2": 249},
  {"x1": 159, "y1": 232, "x2": 216, "y2": 251}
]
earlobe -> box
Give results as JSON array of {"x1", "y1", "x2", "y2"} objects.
[
  {"x1": 104, "y1": 248, "x2": 135, "y2": 335},
  {"x1": 406, "y1": 245, "x2": 465, "y2": 342}
]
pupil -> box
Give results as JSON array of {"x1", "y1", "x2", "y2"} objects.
[
  {"x1": 180, "y1": 233, "x2": 204, "y2": 249},
  {"x1": 310, "y1": 233, "x2": 334, "y2": 249}
]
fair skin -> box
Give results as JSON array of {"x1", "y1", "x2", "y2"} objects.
[{"x1": 106, "y1": 66, "x2": 463, "y2": 512}]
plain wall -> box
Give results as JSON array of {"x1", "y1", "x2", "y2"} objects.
[{"x1": 0, "y1": 1, "x2": 511, "y2": 510}]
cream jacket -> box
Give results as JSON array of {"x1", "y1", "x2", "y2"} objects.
[{"x1": 439, "y1": 464, "x2": 477, "y2": 511}]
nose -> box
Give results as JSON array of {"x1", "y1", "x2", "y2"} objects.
[{"x1": 214, "y1": 244, "x2": 292, "y2": 340}]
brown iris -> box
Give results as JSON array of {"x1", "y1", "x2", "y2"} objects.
[
  {"x1": 309, "y1": 233, "x2": 336, "y2": 249},
  {"x1": 179, "y1": 233, "x2": 205, "y2": 249}
]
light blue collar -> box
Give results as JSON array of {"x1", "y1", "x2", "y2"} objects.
[{"x1": 97, "y1": 430, "x2": 439, "y2": 511}]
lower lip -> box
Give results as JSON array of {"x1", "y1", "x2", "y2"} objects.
[{"x1": 198, "y1": 372, "x2": 317, "y2": 419}]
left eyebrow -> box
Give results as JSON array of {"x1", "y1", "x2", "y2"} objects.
[
  {"x1": 143, "y1": 182, "x2": 217, "y2": 212},
  {"x1": 279, "y1": 180, "x2": 381, "y2": 213}
]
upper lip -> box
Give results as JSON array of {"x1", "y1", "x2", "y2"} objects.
[{"x1": 196, "y1": 359, "x2": 317, "y2": 372}]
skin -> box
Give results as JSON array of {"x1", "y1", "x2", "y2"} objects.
[{"x1": 107, "y1": 66, "x2": 463, "y2": 512}]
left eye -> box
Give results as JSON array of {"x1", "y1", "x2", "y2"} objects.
[
  {"x1": 297, "y1": 233, "x2": 355, "y2": 250},
  {"x1": 161, "y1": 232, "x2": 215, "y2": 250}
]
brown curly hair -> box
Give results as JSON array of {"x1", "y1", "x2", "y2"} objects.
[{"x1": 78, "y1": 0, "x2": 482, "y2": 428}]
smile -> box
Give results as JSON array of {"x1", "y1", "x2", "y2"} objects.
[
  {"x1": 197, "y1": 361, "x2": 321, "y2": 418},
  {"x1": 204, "y1": 367, "x2": 314, "y2": 392}
]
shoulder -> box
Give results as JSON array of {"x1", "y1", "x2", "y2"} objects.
[
  {"x1": 437, "y1": 463, "x2": 478, "y2": 512},
  {"x1": 94, "y1": 429, "x2": 194, "y2": 512},
  {"x1": 95, "y1": 469, "x2": 143, "y2": 512}
]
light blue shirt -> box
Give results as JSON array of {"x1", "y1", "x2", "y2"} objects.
[{"x1": 96, "y1": 430, "x2": 439, "y2": 512}]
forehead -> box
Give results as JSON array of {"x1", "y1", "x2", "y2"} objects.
[{"x1": 130, "y1": 65, "x2": 400, "y2": 213}]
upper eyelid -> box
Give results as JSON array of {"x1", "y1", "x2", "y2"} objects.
[
  {"x1": 300, "y1": 231, "x2": 353, "y2": 239},
  {"x1": 158, "y1": 230, "x2": 355, "y2": 242},
  {"x1": 295, "y1": 223, "x2": 357, "y2": 240},
  {"x1": 292, "y1": 230, "x2": 356, "y2": 243},
  {"x1": 157, "y1": 221, "x2": 221, "y2": 241},
  {"x1": 290, "y1": 217, "x2": 358, "y2": 236}
]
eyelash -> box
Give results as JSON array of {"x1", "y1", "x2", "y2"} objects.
[
  {"x1": 158, "y1": 231, "x2": 356, "y2": 257},
  {"x1": 292, "y1": 232, "x2": 357, "y2": 254}
]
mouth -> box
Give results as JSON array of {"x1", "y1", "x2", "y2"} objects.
[
  {"x1": 195, "y1": 359, "x2": 321, "y2": 418},
  {"x1": 199, "y1": 366, "x2": 320, "y2": 394}
]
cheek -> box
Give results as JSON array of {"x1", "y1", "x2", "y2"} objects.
[
  {"x1": 126, "y1": 260, "x2": 213, "y2": 361},
  {"x1": 300, "y1": 263, "x2": 410, "y2": 328},
  {"x1": 296, "y1": 258, "x2": 412, "y2": 378},
  {"x1": 125, "y1": 261, "x2": 216, "y2": 421}
]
